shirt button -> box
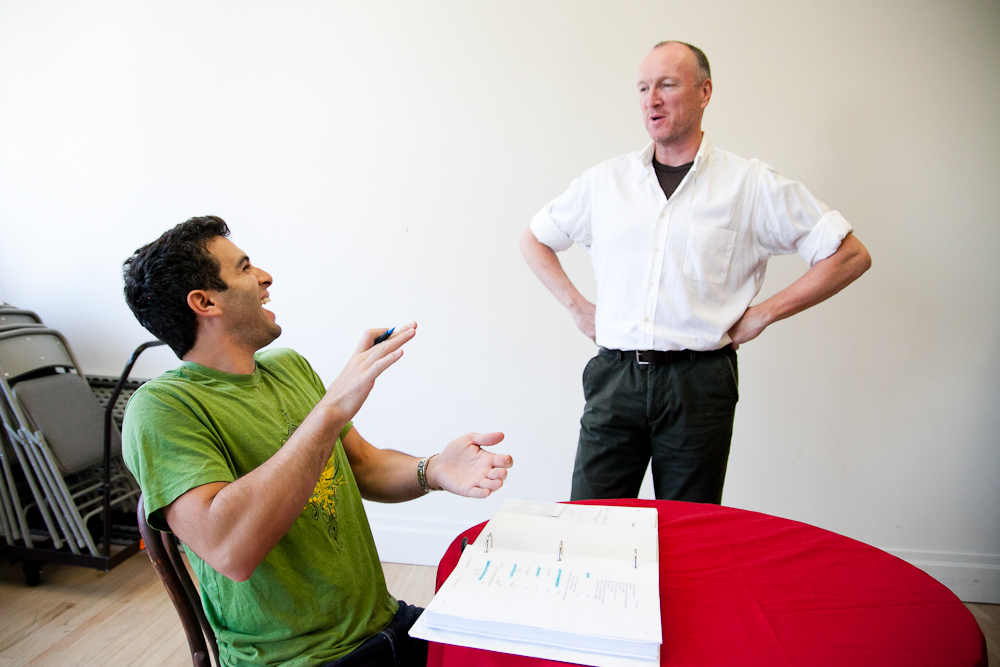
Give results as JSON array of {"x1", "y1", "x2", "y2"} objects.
[
  {"x1": 648, "y1": 282, "x2": 654, "y2": 287},
  {"x1": 644, "y1": 317, "x2": 650, "y2": 322},
  {"x1": 654, "y1": 246, "x2": 661, "y2": 252}
]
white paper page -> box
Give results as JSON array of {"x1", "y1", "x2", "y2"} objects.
[
  {"x1": 476, "y1": 510, "x2": 658, "y2": 564},
  {"x1": 592, "y1": 505, "x2": 658, "y2": 530},
  {"x1": 410, "y1": 613, "x2": 660, "y2": 667},
  {"x1": 424, "y1": 547, "x2": 661, "y2": 644},
  {"x1": 501, "y1": 499, "x2": 566, "y2": 517},
  {"x1": 497, "y1": 499, "x2": 657, "y2": 530}
]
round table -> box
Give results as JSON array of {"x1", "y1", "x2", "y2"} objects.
[{"x1": 426, "y1": 499, "x2": 986, "y2": 667}]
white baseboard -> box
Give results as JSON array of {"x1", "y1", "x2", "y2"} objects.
[
  {"x1": 370, "y1": 516, "x2": 473, "y2": 567},
  {"x1": 371, "y1": 519, "x2": 1000, "y2": 604},
  {"x1": 886, "y1": 548, "x2": 1000, "y2": 604}
]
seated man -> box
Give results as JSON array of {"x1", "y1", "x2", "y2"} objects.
[{"x1": 121, "y1": 216, "x2": 513, "y2": 667}]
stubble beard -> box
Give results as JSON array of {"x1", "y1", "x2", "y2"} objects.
[
  {"x1": 650, "y1": 113, "x2": 698, "y2": 152},
  {"x1": 229, "y1": 297, "x2": 282, "y2": 352}
]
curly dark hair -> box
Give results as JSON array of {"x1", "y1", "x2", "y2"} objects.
[{"x1": 123, "y1": 216, "x2": 231, "y2": 358}]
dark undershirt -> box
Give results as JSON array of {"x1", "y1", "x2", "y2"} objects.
[{"x1": 652, "y1": 158, "x2": 694, "y2": 200}]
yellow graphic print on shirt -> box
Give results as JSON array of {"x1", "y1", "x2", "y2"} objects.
[
  {"x1": 277, "y1": 409, "x2": 347, "y2": 545},
  {"x1": 307, "y1": 454, "x2": 347, "y2": 544}
]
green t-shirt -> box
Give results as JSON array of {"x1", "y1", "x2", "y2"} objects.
[{"x1": 122, "y1": 348, "x2": 398, "y2": 667}]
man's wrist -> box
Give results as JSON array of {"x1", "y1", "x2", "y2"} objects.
[
  {"x1": 754, "y1": 299, "x2": 781, "y2": 327},
  {"x1": 567, "y1": 294, "x2": 591, "y2": 318},
  {"x1": 419, "y1": 454, "x2": 441, "y2": 493},
  {"x1": 314, "y1": 402, "x2": 351, "y2": 438}
]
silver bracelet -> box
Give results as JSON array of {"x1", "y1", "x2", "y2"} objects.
[{"x1": 417, "y1": 455, "x2": 438, "y2": 493}]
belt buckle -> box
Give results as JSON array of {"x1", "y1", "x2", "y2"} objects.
[{"x1": 635, "y1": 351, "x2": 649, "y2": 365}]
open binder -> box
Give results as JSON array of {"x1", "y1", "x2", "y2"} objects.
[{"x1": 410, "y1": 499, "x2": 661, "y2": 667}]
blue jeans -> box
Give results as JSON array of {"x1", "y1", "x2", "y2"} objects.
[{"x1": 320, "y1": 601, "x2": 427, "y2": 667}]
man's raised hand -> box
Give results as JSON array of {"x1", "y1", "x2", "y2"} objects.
[
  {"x1": 320, "y1": 322, "x2": 418, "y2": 424},
  {"x1": 426, "y1": 432, "x2": 513, "y2": 499}
]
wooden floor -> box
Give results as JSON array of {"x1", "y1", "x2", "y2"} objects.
[
  {"x1": 0, "y1": 553, "x2": 435, "y2": 667},
  {"x1": 0, "y1": 552, "x2": 997, "y2": 666}
]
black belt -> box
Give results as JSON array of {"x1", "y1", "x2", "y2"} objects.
[{"x1": 599, "y1": 346, "x2": 731, "y2": 365}]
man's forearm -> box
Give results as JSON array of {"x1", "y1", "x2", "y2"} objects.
[
  {"x1": 730, "y1": 233, "x2": 872, "y2": 345},
  {"x1": 345, "y1": 432, "x2": 425, "y2": 503},
  {"x1": 357, "y1": 450, "x2": 426, "y2": 502},
  {"x1": 519, "y1": 229, "x2": 590, "y2": 315},
  {"x1": 519, "y1": 229, "x2": 596, "y2": 340},
  {"x1": 761, "y1": 233, "x2": 870, "y2": 322},
  {"x1": 345, "y1": 428, "x2": 512, "y2": 503}
]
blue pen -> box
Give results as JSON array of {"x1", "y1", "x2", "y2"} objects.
[{"x1": 374, "y1": 327, "x2": 395, "y2": 345}]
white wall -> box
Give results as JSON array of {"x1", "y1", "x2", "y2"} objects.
[{"x1": 1, "y1": 1, "x2": 997, "y2": 601}]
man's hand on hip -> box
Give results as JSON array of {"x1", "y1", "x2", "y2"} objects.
[
  {"x1": 727, "y1": 306, "x2": 770, "y2": 349},
  {"x1": 727, "y1": 234, "x2": 872, "y2": 350}
]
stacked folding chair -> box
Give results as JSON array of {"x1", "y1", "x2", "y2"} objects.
[
  {"x1": 0, "y1": 305, "x2": 43, "y2": 330},
  {"x1": 0, "y1": 324, "x2": 141, "y2": 559},
  {"x1": 0, "y1": 304, "x2": 44, "y2": 550},
  {"x1": 0, "y1": 374, "x2": 32, "y2": 549}
]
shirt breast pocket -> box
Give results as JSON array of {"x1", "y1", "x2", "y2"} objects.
[{"x1": 682, "y1": 225, "x2": 737, "y2": 285}]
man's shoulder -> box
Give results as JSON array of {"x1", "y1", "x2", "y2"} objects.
[
  {"x1": 585, "y1": 146, "x2": 650, "y2": 176},
  {"x1": 255, "y1": 346, "x2": 307, "y2": 368},
  {"x1": 123, "y1": 367, "x2": 211, "y2": 426},
  {"x1": 255, "y1": 347, "x2": 316, "y2": 378},
  {"x1": 128, "y1": 366, "x2": 197, "y2": 404},
  {"x1": 702, "y1": 141, "x2": 772, "y2": 176},
  {"x1": 255, "y1": 348, "x2": 326, "y2": 394}
]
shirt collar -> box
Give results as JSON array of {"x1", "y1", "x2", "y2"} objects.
[
  {"x1": 641, "y1": 133, "x2": 712, "y2": 173},
  {"x1": 641, "y1": 142, "x2": 656, "y2": 165}
]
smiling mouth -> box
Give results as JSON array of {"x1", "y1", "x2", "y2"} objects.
[{"x1": 261, "y1": 297, "x2": 271, "y2": 306}]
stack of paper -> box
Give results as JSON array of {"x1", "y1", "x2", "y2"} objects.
[{"x1": 410, "y1": 499, "x2": 661, "y2": 667}]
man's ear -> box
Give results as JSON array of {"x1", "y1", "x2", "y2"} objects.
[
  {"x1": 700, "y1": 78, "x2": 713, "y2": 109},
  {"x1": 187, "y1": 290, "x2": 222, "y2": 318}
]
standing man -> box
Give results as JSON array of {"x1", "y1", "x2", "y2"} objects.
[
  {"x1": 520, "y1": 41, "x2": 870, "y2": 503},
  {"x1": 122, "y1": 216, "x2": 513, "y2": 666}
]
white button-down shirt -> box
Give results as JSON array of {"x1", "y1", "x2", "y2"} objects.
[{"x1": 530, "y1": 136, "x2": 853, "y2": 351}]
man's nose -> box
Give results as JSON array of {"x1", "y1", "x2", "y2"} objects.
[{"x1": 255, "y1": 267, "x2": 273, "y2": 287}]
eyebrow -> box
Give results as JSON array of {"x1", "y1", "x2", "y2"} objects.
[{"x1": 236, "y1": 255, "x2": 250, "y2": 269}]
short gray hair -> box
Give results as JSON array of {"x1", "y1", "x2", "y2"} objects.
[{"x1": 652, "y1": 41, "x2": 711, "y2": 82}]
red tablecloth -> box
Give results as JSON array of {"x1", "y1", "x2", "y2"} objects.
[{"x1": 426, "y1": 499, "x2": 986, "y2": 667}]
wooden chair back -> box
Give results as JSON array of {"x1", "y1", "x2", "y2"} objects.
[{"x1": 137, "y1": 494, "x2": 220, "y2": 667}]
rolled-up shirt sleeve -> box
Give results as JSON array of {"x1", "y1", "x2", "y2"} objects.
[
  {"x1": 752, "y1": 162, "x2": 853, "y2": 266},
  {"x1": 796, "y1": 209, "x2": 853, "y2": 265},
  {"x1": 529, "y1": 170, "x2": 594, "y2": 252}
]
